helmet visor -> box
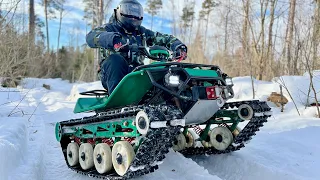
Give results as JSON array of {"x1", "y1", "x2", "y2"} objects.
[{"x1": 119, "y1": 3, "x2": 143, "y2": 19}]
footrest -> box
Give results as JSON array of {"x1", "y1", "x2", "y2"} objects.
[{"x1": 79, "y1": 90, "x2": 108, "y2": 97}]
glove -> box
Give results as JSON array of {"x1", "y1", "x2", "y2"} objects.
[
  {"x1": 113, "y1": 36, "x2": 129, "y2": 52},
  {"x1": 173, "y1": 44, "x2": 188, "y2": 62}
]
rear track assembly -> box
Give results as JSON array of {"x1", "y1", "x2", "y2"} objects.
[{"x1": 179, "y1": 100, "x2": 271, "y2": 156}]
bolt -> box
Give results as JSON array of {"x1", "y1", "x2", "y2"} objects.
[
  {"x1": 81, "y1": 152, "x2": 85, "y2": 161},
  {"x1": 216, "y1": 134, "x2": 223, "y2": 143},
  {"x1": 96, "y1": 154, "x2": 102, "y2": 164},
  {"x1": 138, "y1": 117, "x2": 146, "y2": 129},
  {"x1": 116, "y1": 153, "x2": 123, "y2": 165}
]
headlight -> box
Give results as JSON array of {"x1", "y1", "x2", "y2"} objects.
[
  {"x1": 165, "y1": 73, "x2": 180, "y2": 87},
  {"x1": 225, "y1": 77, "x2": 233, "y2": 86}
]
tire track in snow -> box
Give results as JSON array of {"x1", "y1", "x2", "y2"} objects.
[
  {"x1": 191, "y1": 128, "x2": 320, "y2": 180},
  {"x1": 192, "y1": 153, "x2": 300, "y2": 180}
]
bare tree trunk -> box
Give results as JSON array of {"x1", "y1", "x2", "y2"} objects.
[
  {"x1": 313, "y1": 0, "x2": 320, "y2": 70},
  {"x1": 56, "y1": 8, "x2": 63, "y2": 65},
  {"x1": 224, "y1": 6, "x2": 230, "y2": 53},
  {"x1": 241, "y1": 0, "x2": 250, "y2": 77},
  {"x1": 169, "y1": 0, "x2": 177, "y2": 36},
  {"x1": 203, "y1": 12, "x2": 210, "y2": 53},
  {"x1": 258, "y1": 0, "x2": 269, "y2": 80},
  {"x1": 29, "y1": 0, "x2": 35, "y2": 45},
  {"x1": 306, "y1": 56, "x2": 320, "y2": 118},
  {"x1": 93, "y1": 0, "x2": 104, "y2": 81},
  {"x1": 44, "y1": 0, "x2": 50, "y2": 53},
  {"x1": 266, "y1": 0, "x2": 276, "y2": 79},
  {"x1": 99, "y1": 0, "x2": 104, "y2": 25},
  {"x1": 188, "y1": 1, "x2": 195, "y2": 45},
  {"x1": 286, "y1": 0, "x2": 296, "y2": 75}
]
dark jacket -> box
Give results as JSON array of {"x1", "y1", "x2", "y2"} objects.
[{"x1": 86, "y1": 18, "x2": 185, "y2": 65}]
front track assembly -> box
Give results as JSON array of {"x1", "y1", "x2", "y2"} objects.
[{"x1": 57, "y1": 105, "x2": 181, "y2": 179}]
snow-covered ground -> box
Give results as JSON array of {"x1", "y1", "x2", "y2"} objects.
[{"x1": 0, "y1": 74, "x2": 319, "y2": 180}]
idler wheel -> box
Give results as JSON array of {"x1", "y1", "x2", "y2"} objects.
[
  {"x1": 112, "y1": 141, "x2": 135, "y2": 176},
  {"x1": 93, "y1": 143, "x2": 112, "y2": 174},
  {"x1": 66, "y1": 142, "x2": 79, "y2": 166},
  {"x1": 79, "y1": 143, "x2": 94, "y2": 170},
  {"x1": 185, "y1": 130, "x2": 196, "y2": 148},
  {"x1": 238, "y1": 104, "x2": 254, "y2": 120},
  {"x1": 172, "y1": 133, "x2": 186, "y2": 151},
  {"x1": 209, "y1": 126, "x2": 233, "y2": 151},
  {"x1": 135, "y1": 111, "x2": 150, "y2": 135}
]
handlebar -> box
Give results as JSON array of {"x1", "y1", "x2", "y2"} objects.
[{"x1": 116, "y1": 40, "x2": 173, "y2": 62}]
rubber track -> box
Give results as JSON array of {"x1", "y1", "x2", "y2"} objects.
[
  {"x1": 59, "y1": 105, "x2": 181, "y2": 179},
  {"x1": 179, "y1": 100, "x2": 271, "y2": 156}
]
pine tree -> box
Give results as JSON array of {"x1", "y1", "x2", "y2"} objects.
[
  {"x1": 181, "y1": 3, "x2": 195, "y2": 44},
  {"x1": 146, "y1": 0, "x2": 162, "y2": 30},
  {"x1": 41, "y1": 0, "x2": 58, "y2": 53},
  {"x1": 200, "y1": 0, "x2": 219, "y2": 53}
]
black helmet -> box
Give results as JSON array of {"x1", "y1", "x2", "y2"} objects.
[{"x1": 115, "y1": 0, "x2": 144, "y2": 32}]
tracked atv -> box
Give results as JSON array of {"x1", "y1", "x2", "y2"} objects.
[{"x1": 55, "y1": 45, "x2": 272, "y2": 179}]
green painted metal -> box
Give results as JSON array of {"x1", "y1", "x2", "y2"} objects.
[
  {"x1": 149, "y1": 49, "x2": 170, "y2": 57},
  {"x1": 74, "y1": 70, "x2": 153, "y2": 113},
  {"x1": 61, "y1": 119, "x2": 140, "y2": 139},
  {"x1": 185, "y1": 68, "x2": 219, "y2": 77},
  {"x1": 200, "y1": 123, "x2": 212, "y2": 141},
  {"x1": 182, "y1": 127, "x2": 188, "y2": 136},
  {"x1": 74, "y1": 97, "x2": 108, "y2": 113},
  {"x1": 230, "y1": 122, "x2": 240, "y2": 132},
  {"x1": 213, "y1": 110, "x2": 241, "y2": 121},
  {"x1": 55, "y1": 123, "x2": 62, "y2": 142}
]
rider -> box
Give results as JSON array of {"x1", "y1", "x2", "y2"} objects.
[{"x1": 86, "y1": 0, "x2": 187, "y2": 93}]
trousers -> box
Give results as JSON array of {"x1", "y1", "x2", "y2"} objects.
[{"x1": 100, "y1": 54, "x2": 134, "y2": 94}]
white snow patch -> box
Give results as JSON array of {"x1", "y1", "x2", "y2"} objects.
[
  {"x1": 0, "y1": 118, "x2": 27, "y2": 180},
  {"x1": 0, "y1": 76, "x2": 319, "y2": 180},
  {"x1": 66, "y1": 81, "x2": 104, "y2": 101}
]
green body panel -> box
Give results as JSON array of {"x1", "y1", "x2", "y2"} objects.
[
  {"x1": 58, "y1": 119, "x2": 139, "y2": 141},
  {"x1": 185, "y1": 68, "x2": 219, "y2": 77},
  {"x1": 74, "y1": 70, "x2": 153, "y2": 113},
  {"x1": 73, "y1": 64, "x2": 220, "y2": 113}
]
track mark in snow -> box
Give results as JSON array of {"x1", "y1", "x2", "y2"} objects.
[
  {"x1": 138, "y1": 151, "x2": 221, "y2": 180},
  {"x1": 192, "y1": 127, "x2": 320, "y2": 180}
]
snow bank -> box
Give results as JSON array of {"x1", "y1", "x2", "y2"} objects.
[
  {"x1": 21, "y1": 78, "x2": 73, "y2": 95},
  {"x1": 0, "y1": 118, "x2": 27, "y2": 180},
  {"x1": 231, "y1": 74, "x2": 320, "y2": 105},
  {"x1": 273, "y1": 75, "x2": 320, "y2": 105},
  {"x1": 231, "y1": 75, "x2": 320, "y2": 118},
  {"x1": 67, "y1": 81, "x2": 104, "y2": 101}
]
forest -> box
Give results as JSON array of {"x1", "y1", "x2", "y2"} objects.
[{"x1": 0, "y1": 0, "x2": 320, "y2": 83}]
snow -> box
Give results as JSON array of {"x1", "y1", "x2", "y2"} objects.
[
  {"x1": 0, "y1": 118, "x2": 27, "y2": 180},
  {"x1": 0, "y1": 75, "x2": 319, "y2": 180}
]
